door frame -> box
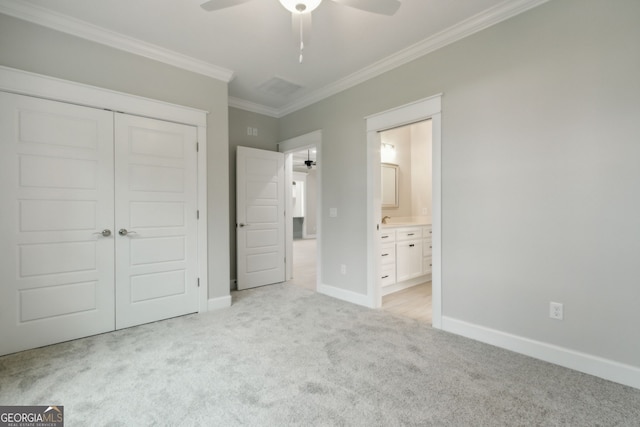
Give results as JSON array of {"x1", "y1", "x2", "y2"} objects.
[
  {"x1": 365, "y1": 95, "x2": 442, "y2": 328},
  {"x1": 0, "y1": 66, "x2": 210, "y2": 314},
  {"x1": 278, "y1": 130, "x2": 322, "y2": 288}
]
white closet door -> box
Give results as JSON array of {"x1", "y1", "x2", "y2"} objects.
[
  {"x1": 0, "y1": 92, "x2": 115, "y2": 356},
  {"x1": 114, "y1": 114, "x2": 199, "y2": 329}
]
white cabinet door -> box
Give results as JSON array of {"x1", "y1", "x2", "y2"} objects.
[
  {"x1": 236, "y1": 146, "x2": 286, "y2": 290},
  {"x1": 114, "y1": 114, "x2": 199, "y2": 329},
  {"x1": 396, "y1": 240, "x2": 423, "y2": 282},
  {"x1": 0, "y1": 92, "x2": 115, "y2": 356}
]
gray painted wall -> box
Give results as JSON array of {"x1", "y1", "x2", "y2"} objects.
[
  {"x1": 0, "y1": 13, "x2": 231, "y2": 299},
  {"x1": 278, "y1": 0, "x2": 640, "y2": 367}
]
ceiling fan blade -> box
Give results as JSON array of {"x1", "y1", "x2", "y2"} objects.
[
  {"x1": 330, "y1": 0, "x2": 401, "y2": 16},
  {"x1": 200, "y1": 0, "x2": 253, "y2": 12}
]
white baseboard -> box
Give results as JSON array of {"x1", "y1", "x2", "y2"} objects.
[
  {"x1": 318, "y1": 283, "x2": 371, "y2": 308},
  {"x1": 442, "y1": 316, "x2": 640, "y2": 390},
  {"x1": 207, "y1": 295, "x2": 232, "y2": 311}
]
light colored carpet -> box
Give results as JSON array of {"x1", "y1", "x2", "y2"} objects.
[{"x1": 1, "y1": 284, "x2": 639, "y2": 426}]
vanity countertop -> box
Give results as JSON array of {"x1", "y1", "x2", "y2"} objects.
[{"x1": 381, "y1": 221, "x2": 431, "y2": 228}]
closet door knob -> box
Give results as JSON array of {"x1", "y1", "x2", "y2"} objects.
[
  {"x1": 93, "y1": 229, "x2": 111, "y2": 237},
  {"x1": 118, "y1": 228, "x2": 137, "y2": 236}
]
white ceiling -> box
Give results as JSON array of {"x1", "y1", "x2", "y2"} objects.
[{"x1": 0, "y1": 0, "x2": 546, "y2": 117}]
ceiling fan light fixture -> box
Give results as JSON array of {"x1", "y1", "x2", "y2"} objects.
[{"x1": 279, "y1": 0, "x2": 322, "y2": 14}]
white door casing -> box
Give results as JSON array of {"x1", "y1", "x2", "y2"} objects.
[
  {"x1": 114, "y1": 114, "x2": 199, "y2": 329},
  {"x1": 236, "y1": 146, "x2": 285, "y2": 290},
  {"x1": 0, "y1": 92, "x2": 116, "y2": 355}
]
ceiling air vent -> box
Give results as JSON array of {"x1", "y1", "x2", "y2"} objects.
[{"x1": 257, "y1": 77, "x2": 303, "y2": 98}]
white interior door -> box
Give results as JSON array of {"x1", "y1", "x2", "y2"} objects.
[
  {"x1": 114, "y1": 114, "x2": 199, "y2": 329},
  {"x1": 0, "y1": 92, "x2": 115, "y2": 355},
  {"x1": 236, "y1": 146, "x2": 285, "y2": 290}
]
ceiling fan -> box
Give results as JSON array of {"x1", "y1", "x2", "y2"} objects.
[
  {"x1": 199, "y1": 0, "x2": 401, "y2": 62},
  {"x1": 303, "y1": 149, "x2": 316, "y2": 169}
]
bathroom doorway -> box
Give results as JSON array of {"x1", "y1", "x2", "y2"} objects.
[
  {"x1": 379, "y1": 120, "x2": 433, "y2": 323},
  {"x1": 366, "y1": 95, "x2": 442, "y2": 329}
]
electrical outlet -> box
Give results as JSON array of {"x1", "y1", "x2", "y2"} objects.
[
  {"x1": 247, "y1": 126, "x2": 252, "y2": 136},
  {"x1": 549, "y1": 302, "x2": 563, "y2": 320},
  {"x1": 252, "y1": 127, "x2": 258, "y2": 136},
  {"x1": 340, "y1": 264, "x2": 347, "y2": 275},
  {"x1": 329, "y1": 208, "x2": 338, "y2": 218}
]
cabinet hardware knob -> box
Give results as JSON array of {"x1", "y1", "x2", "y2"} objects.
[
  {"x1": 407, "y1": 233, "x2": 414, "y2": 236},
  {"x1": 409, "y1": 244, "x2": 415, "y2": 247},
  {"x1": 382, "y1": 253, "x2": 388, "y2": 256},
  {"x1": 381, "y1": 236, "x2": 388, "y2": 239},
  {"x1": 93, "y1": 229, "x2": 111, "y2": 237},
  {"x1": 382, "y1": 275, "x2": 389, "y2": 279}
]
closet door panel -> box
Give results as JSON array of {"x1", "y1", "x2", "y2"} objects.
[
  {"x1": 0, "y1": 92, "x2": 115, "y2": 356},
  {"x1": 114, "y1": 114, "x2": 198, "y2": 329}
]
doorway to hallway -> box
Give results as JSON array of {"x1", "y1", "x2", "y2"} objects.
[
  {"x1": 278, "y1": 130, "x2": 322, "y2": 291},
  {"x1": 291, "y1": 238, "x2": 317, "y2": 291}
]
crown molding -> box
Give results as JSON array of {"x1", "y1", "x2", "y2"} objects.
[
  {"x1": 0, "y1": 0, "x2": 549, "y2": 116},
  {"x1": 228, "y1": 96, "x2": 280, "y2": 118},
  {"x1": 234, "y1": 0, "x2": 550, "y2": 118},
  {"x1": 0, "y1": 0, "x2": 235, "y2": 83}
]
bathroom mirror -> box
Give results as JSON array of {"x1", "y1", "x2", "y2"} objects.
[{"x1": 381, "y1": 163, "x2": 399, "y2": 208}]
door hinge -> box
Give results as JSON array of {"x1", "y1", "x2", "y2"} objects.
[
  {"x1": 197, "y1": 210, "x2": 200, "y2": 220},
  {"x1": 197, "y1": 278, "x2": 200, "y2": 288},
  {"x1": 196, "y1": 142, "x2": 199, "y2": 152}
]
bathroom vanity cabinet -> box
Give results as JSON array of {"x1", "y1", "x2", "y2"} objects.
[{"x1": 379, "y1": 224, "x2": 432, "y2": 296}]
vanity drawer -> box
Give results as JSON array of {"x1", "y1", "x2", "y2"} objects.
[
  {"x1": 423, "y1": 238, "x2": 432, "y2": 257},
  {"x1": 380, "y1": 230, "x2": 396, "y2": 242},
  {"x1": 396, "y1": 227, "x2": 422, "y2": 241},
  {"x1": 423, "y1": 256, "x2": 433, "y2": 275},
  {"x1": 381, "y1": 265, "x2": 396, "y2": 287},
  {"x1": 380, "y1": 244, "x2": 396, "y2": 265}
]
